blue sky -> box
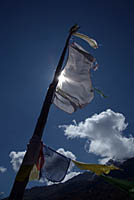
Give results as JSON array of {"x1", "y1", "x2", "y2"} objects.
[{"x1": 0, "y1": 0, "x2": 134, "y2": 197}]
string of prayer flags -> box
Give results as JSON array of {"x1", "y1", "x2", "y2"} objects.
[{"x1": 28, "y1": 144, "x2": 119, "y2": 182}]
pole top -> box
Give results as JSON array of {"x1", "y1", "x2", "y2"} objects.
[{"x1": 69, "y1": 24, "x2": 80, "y2": 34}]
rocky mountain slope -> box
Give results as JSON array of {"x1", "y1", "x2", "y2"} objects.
[{"x1": 4, "y1": 158, "x2": 134, "y2": 200}]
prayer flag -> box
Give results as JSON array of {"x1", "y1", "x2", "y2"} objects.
[
  {"x1": 16, "y1": 136, "x2": 42, "y2": 182},
  {"x1": 54, "y1": 42, "x2": 96, "y2": 113},
  {"x1": 101, "y1": 175, "x2": 134, "y2": 195},
  {"x1": 72, "y1": 160, "x2": 119, "y2": 175},
  {"x1": 40, "y1": 145, "x2": 71, "y2": 182}
]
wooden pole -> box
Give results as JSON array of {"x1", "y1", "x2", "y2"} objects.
[{"x1": 8, "y1": 25, "x2": 79, "y2": 200}]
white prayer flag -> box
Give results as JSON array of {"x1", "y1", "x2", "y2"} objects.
[{"x1": 54, "y1": 43, "x2": 96, "y2": 113}]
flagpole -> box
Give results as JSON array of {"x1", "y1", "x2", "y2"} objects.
[{"x1": 8, "y1": 25, "x2": 79, "y2": 200}]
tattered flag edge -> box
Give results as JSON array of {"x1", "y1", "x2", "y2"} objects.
[{"x1": 73, "y1": 32, "x2": 98, "y2": 49}]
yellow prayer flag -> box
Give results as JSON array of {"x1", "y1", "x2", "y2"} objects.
[
  {"x1": 72, "y1": 160, "x2": 120, "y2": 175},
  {"x1": 29, "y1": 164, "x2": 40, "y2": 181},
  {"x1": 16, "y1": 165, "x2": 33, "y2": 182}
]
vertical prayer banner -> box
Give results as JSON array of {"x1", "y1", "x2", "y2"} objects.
[{"x1": 54, "y1": 42, "x2": 96, "y2": 113}]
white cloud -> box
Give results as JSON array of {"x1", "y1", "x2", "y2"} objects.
[
  {"x1": 9, "y1": 151, "x2": 26, "y2": 172},
  {"x1": 62, "y1": 171, "x2": 80, "y2": 182},
  {"x1": 0, "y1": 166, "x2": 7, "y2": 173},
  {"x1": 59, "y1": 109, "x2": 134, "y2": 163}
]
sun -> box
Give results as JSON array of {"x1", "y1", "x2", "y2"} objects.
[{"x1": 58, "y1": 71, "x2": 66, "y2": 86}]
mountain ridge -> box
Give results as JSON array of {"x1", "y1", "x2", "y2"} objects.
[{"x1": 3, "y1": 157, "x2": 134, "y2": 200}]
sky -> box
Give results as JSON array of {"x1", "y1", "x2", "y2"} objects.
[{"x1": 0, "y1": 0, "x2": 134, "y2": 198}]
